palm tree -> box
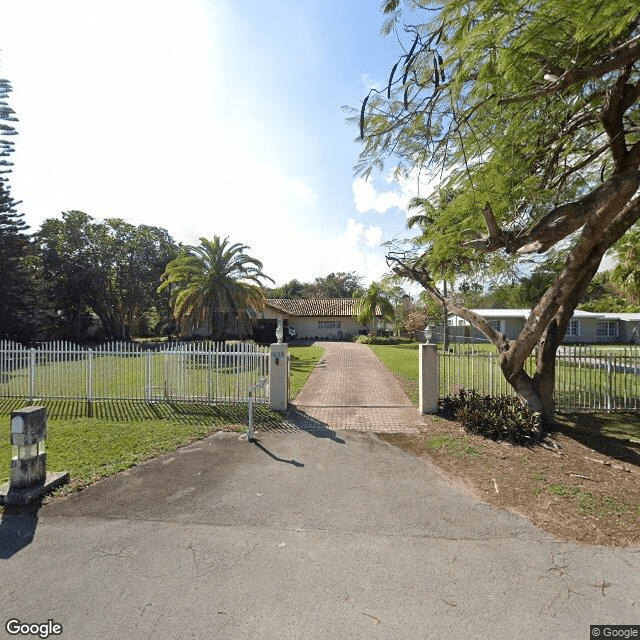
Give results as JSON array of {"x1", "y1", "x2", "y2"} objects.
[
  {"x1": 612, "y1": 229, "x2": 640, "y2": 305},
  {"x1": 353, "y1": 281, "x2": 395, "y2": 333},
  {"x1": 158, "y1": 236, "x2": 273, "y2": 339}
]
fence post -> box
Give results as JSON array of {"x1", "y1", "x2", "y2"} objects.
[
  {"x1": 419, "y1": 343, "x2": 438, "y2": 414},
  {"x1": 87, "y1": 349, "x2": 93, "y2": 417},
  {"x1": 28, "y1": 348, "x2": 36, "y2": 402},
  {"x1": 606, "y1": 354, "x2": 612, "y2": 412}
]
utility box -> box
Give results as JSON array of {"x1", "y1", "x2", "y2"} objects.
[{"x1": 0, "y1": 406, "x2": 69, "y2": 506}]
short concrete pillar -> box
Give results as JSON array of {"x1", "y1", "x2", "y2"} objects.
[
  {"x1": 0, "y1": 406, "x2": 69, "y2": 505},
  {"x1": 269, "y1": 343, "x2": 288, "y2": 413},
  {"x1": 419, "y1": 344, "x2": 439, "y2": 414}
]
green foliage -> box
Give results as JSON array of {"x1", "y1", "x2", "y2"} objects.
[
  {"x1": 35, "y1": 211, "x2": 179, "y2": 340},
  {"x1": 288, "y1": 345, "x2": 325, "y2": 399},
  {"x1": 159, "y1": 236, "x2": 273, "y2": 340},
  {"x1": 440, "y1": 389, "x2": 543, "y2": 446},
  {"x1": 354, "y1": 0, "x2": 640, "y2": 281},
  {"x1": 353, "y1": 280, "x2": 395, "y2": 327},
  {"x1": 0, "y1": 74, "x2": 45, "y2": 342},
  {"x1": 266, "y1": 278, "x2": 307, "y2": 299},
  {"x1": 611, "y1": 227, "x2": 640, "y2": 305},
  {"x1": 306, "y1": 271, "x2": 364, "y2": 298},
  {"x1": 0, "y1": 400, "x2": 282, "y2": 487},
  {"x1": 355, "y1": 335, "x2": 398, "y2": 345},
  {"x1": 266, "y1": 272, "x2": 364, "y2": 299}
]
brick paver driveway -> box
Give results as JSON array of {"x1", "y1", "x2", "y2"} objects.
[{"x1": 290, "y1": 341, "x2": 424, "y2": 433}]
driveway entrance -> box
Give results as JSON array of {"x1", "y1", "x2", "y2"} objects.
[{"x1": 291, "y1": 341, "x2": 424, "y2": 433}]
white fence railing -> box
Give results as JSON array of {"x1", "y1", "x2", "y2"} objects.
[
  {"x1": 0, "y1": 340, "x2": 270, "y2": 407},
  {"x1": 439, "y1": 344, "x2": 640, "y2": 412}
]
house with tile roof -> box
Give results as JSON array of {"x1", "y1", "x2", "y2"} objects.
[
  {"x1": 256, "y1": 298, "x2": 381, "y2": 341},
  {"x1": 440, "y1": 309, "x2": 640, "y2": 344}
]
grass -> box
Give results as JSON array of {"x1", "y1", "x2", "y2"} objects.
[
  {"x1": 0, "y1": 351, "x2": 270, "y2": 401},
  {"x1": 367, "y1": 343, "x2": 420, "y2": 403},
  {"x1": 545, "y1": 482, "x2": 628, "y2": 516},
  {"x1": 0, "y1": 344, "x2": 324, "y2": 492},
  {"x1": 425, "y1": 434, "x2": 483, "y2": 459},
  {"x1": 289, "y1": 345, "x2": 325, "y2": 400},
  {"x1": 367, "y1": 342, "x2": 640, "y2": 412},
  {"x1": 556, "y1": 412, "x2": 640, "y2": 442},
  {"x1": 0, "y1": 399, "x2": 283, "y2": 489}
]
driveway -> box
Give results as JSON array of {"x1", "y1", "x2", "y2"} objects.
[{"x1": 292, "y1": 341, "x2": 424, "y2": 432}]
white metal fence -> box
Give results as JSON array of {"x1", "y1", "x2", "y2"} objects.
[
  {"x1": 439, "y1": 344, "x2": 640, "y2": 412},
  {"x1": 0, "y1": 340, "x2": 270, "y2": 406}
]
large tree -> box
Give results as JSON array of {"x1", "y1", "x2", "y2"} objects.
[
  {"x1": 159, "y1": 236, "x2": 273, "y2": 340},
  {"x1": 353, "y1": 281, "x2": 395, "y2": 330},
  {"x1": 0, "y1": 74, "x2": 44, "y2": 342},
  {"x1": 35, "y1": 211, "x2": 179, "y2": 340},
  {"x1": 306, "y1": 271, "x2": 364, "y2": 299},
  {"x1": 354, "y1": 0, "x2": 640, "y2": 425}
]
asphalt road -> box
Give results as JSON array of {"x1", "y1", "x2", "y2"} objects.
[{"x1": 1, "y1": 427, "x2": 638, "y2": 640}]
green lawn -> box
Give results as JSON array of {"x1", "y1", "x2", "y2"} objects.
[
  {"x1": 369, "y1": 342, "x2": 640, "y2": 423},
  {"x1": 0, "y1": 345, "x2": 325, "y2": 491},
  {"x1": 0, "y1": 350, "x2": 270, "y2": 401},
  {"x1": 289, "y1": 344, "x2": 325, "y2": 399},
  {"x1": 368, "y1": 343, "x2": 420, "y2": 404},
  {"x1": 0, "y1": 399, "x2": 282, "y2": 488}
]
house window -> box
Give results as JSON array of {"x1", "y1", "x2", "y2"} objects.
[
  {"x1": 596, "y1": 321, "x2": 617, "y2": 338},
  {"x1": 566, "y1": 320, "x2": 579, "y2": 337},
  {"x1": 318, "y1": 321, "x2": 341, "y2": 329},
  {"x1": 487, "y1": 319, "x2": 501, "y2": 332}
]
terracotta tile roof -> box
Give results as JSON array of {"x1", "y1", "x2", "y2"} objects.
[{"x1": 265, "y1": 298, "x2": 370, "y2": 317}]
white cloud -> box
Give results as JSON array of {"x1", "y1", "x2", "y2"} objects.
[
  {"x1": 352, "y1": 168, "x2": 443, "y2": 216},
  {"x1": 364, "y1": 225, "x2": 383, "y2": 247},
  {"x1": 352, "y1": 176, "x2": 407, "y2": 214}
]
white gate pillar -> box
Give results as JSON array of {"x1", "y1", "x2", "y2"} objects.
[
  {"x1": 419, "y1": 343, "x2": 438, "y2": 414},
  {"x1": 269, "y1": 343, "x2": 288, "y2": 412}
]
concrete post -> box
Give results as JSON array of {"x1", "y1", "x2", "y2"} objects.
[
  {"x1": 419, "y1": 344, "x2": 439, "y2": 414},
  {"x1": 0, "y1": 406, "x2": 69, "y2": 505},
  {"x1": 269, "y1": 343, "x2": 288, "y2": 413}
]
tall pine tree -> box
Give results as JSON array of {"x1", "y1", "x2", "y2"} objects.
[{"x1": 0, "y1": 70, "x2": 41, "y2": 342}]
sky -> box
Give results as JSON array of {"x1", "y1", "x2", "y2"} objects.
[{"x1": 0, "y1": 0, "x2": 428, "y2": 288}]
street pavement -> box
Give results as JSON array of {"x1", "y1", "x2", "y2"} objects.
[{"x1": 0, "y1": 342, "x2": 638, "y2": 639}]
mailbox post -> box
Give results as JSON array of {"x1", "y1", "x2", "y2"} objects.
[
  {"x1": 0, "y1": 406, "x2": 69, "y2": 505},
  {"x1": 269, "y1": 343, "x2": 288, "y2": 413}
]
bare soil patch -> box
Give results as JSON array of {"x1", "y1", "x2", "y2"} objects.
[{"x1": 379, "y1": 413, "x2": 640, "y2": 547}]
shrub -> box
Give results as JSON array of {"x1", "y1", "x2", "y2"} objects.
[
  {"x1": 355, "y1": 335, "x2": 398, "y2": 345},
  {"x1": 439, "y1": 389, "x2": 542, "y2": 446}
]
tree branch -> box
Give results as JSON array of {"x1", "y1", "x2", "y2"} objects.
[
  {"x1": 464, "y1": 170, "x2": 640, "y2": 254},
  {"x1": 499, "y1": 37, "x2": 640, "y2": 105},
  {"x1": 386, "y1": 254, "x2": 509, "y2": 350}
]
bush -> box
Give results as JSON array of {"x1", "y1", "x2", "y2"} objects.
[
  {"x1": 439, "y1": 389, "x2": 542, "y2": 446},
  {"x1": 355, "y1": 335, "x2": 398, "y2": 345}
]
